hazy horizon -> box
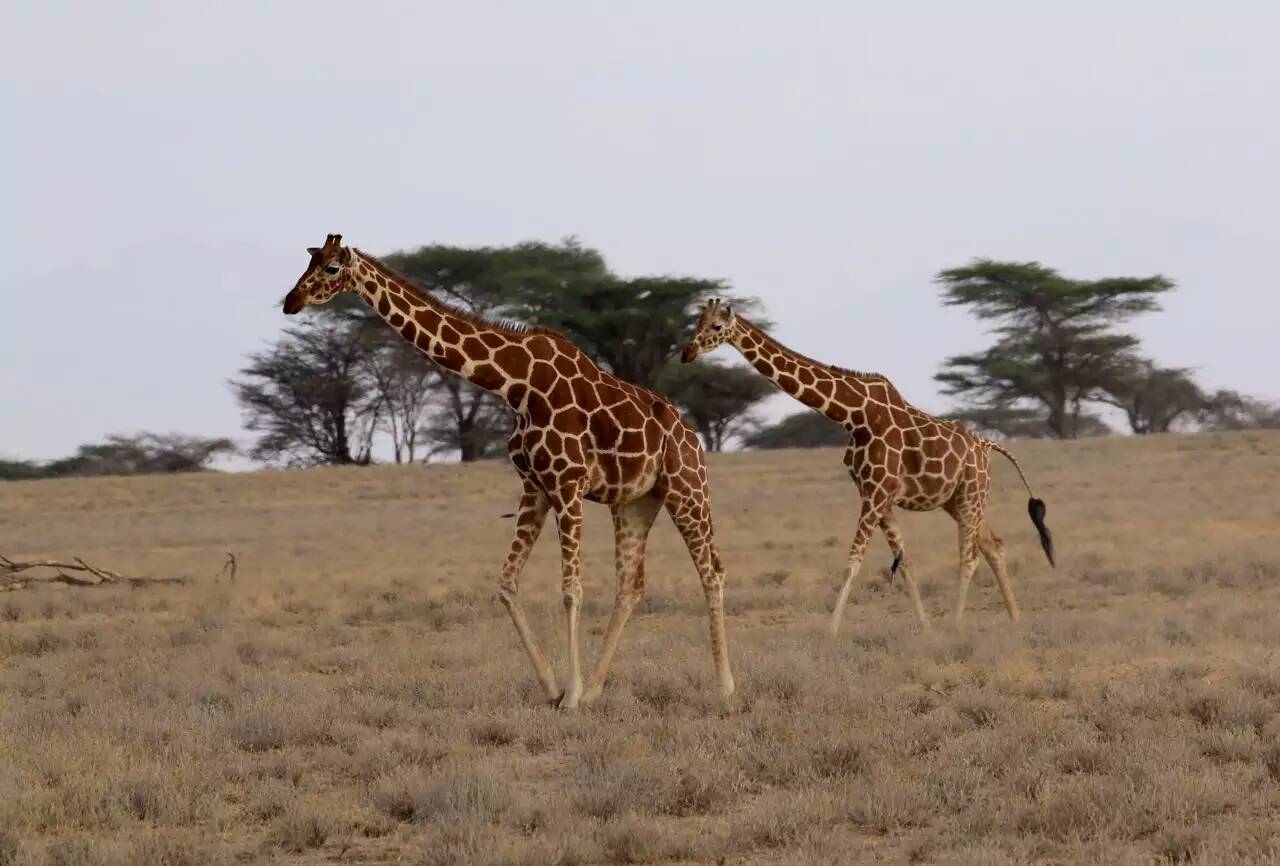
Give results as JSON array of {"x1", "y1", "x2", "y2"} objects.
[{"x1": 4, "y1": 3, "x2": 1277, "y2": 464}]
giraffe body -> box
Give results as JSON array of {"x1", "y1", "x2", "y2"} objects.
[
  {"x1": 285, "y1": 235, "x2": 735, "y2": 706},
  {"x1": 682, "y1": 300, "x2": 1054, "y2": 633}
]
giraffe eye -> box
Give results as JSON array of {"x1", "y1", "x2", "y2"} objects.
[
  {"x1": 324, "y1": 265, "x2": 340, "y2": 275},
  {"x1": 711, "y1": 324, "x2": 723, "y2": 332}
]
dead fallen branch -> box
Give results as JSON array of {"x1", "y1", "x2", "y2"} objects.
[{"x1": 0, "y1": 554, "x2": 192, "y2": 591}]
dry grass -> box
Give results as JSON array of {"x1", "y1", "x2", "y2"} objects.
[{"x1": 2, "y1": 431, "x2": 1280, "y2": 864}]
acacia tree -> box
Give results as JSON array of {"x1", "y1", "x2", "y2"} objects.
[
  {"x1": 233, "y1": 319, "x2": 380, "y2": 466},
  {"x1": 1097, "y1": 360, "x2": 1208, "y2": 434},
  {"x1": 935, "y1": 259, "x2": 1174, "y2": 438},
  {"x1": 656, "y1": 359, "x2": 774, "y2": 451},
  {"x1": 1197, "y1": 390, "x2": 1280, "y2": 430}
]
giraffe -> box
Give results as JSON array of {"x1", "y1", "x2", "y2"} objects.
[
  {"x1": 282, "y1": 235, "x2": 735, "y2": 707},
  {"x1": 681, "y1": 299, "x2": 1054, "y2": 635}
]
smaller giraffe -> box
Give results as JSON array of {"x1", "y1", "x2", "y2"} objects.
[{"x1": 682, "y1": 300, "x2": 1054, "y2": 634}]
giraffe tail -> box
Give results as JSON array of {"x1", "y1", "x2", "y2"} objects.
[{"x1": 988, "y1": 441, "x2": 1055, "y2": 568}]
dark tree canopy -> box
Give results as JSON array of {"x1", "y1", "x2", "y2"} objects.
[
  {"x1": 742, "y1": 411, "x2": 849, "y2": 450},
  {"x1": 657, "y1": 360, "x2": 774, "y2": 452},
  {"x1": 233, "y1": 319, "x2": 380, "y2": 466},
  {"x1": 935, "y1": 259, "x2": 1175, "y2": 438}
]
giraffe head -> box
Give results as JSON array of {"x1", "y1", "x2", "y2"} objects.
[
  {"x1": 283, "y1": 233, "x2": 357, "y2": 314},
  {"x1": 680, "y1": 298, "x2": 737, "y2": 362}
]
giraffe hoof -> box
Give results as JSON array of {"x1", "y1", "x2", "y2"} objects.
[
  {"x1": 552, "y1": 690, "x2": 582, "y2": 710},
  {"x1": 580, "y1": 684, "x2": 603, "y2": 705},
  {"x1": 549, "y1": 691, "x2": 565, "y2": 708}
]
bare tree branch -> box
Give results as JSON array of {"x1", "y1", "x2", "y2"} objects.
[{"x1": 0, "y1": 554, "x2": 192, "y2": 591}]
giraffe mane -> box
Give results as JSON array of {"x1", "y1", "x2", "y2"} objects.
[{"x1": 355, "y1": 249, "x2": 571, "y2": 341}]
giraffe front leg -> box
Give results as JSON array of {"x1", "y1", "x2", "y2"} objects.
[
  {"x1": 582, "y1": 495, "x2": 662, "y2": 705},
  {"x1": 881, "y1": 513, "x2": 930, "y2": 630},
  {"x1": 829, "y1": 499, "x2": 883, "y2": 637},
  {"x1": 496, "y1": 482, "x2": 560, "y2": 702},
  {"x1": 552, "y1": 484, "x2": 587, "y2": 709}
]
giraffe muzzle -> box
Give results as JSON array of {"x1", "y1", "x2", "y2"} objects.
[{"x1": 282, "y1": 289, "x2": 304, "y2": 315}]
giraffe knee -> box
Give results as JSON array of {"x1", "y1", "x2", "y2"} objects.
[
  {"x1": 561, "y1": 579, "x2": 583, "y2": 606},
  {"x1": 497, "y1": 584, "x2": 518, "y2": 609}
]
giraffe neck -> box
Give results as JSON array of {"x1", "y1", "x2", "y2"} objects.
[
  {"x1": 730, "y1": 317, "x2": 872, "y2": 429},
  {"x1": 350, "y1": 250, "x2": 531, "y2": 409}
]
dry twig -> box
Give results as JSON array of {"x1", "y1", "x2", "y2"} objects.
[{"x1": 221, "y1": 552, "x2": 238, "y2": 583}]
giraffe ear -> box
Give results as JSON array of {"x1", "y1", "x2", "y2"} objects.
[{"x1": 306, "y1": 247, "x2": 321, "y2": 257}]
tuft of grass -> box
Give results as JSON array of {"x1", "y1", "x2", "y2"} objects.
[
  {"x1": 269, "y1": 804, "x2": 330, "y2": 853},
  {"x1": 372, "y1": 764, "x2": 510, "y2": 824}
]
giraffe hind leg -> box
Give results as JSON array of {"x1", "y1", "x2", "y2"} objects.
[
  {"x1": 549, "y1": 482, "x2": 588, "y2": 709},
  {"x1": 978, "y1": 522, "x2": 1020, "y2": 622}
]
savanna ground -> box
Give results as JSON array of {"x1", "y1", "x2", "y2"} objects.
[{"x1": 2, "y1": 431, "x2": 1280, "y2": 865}]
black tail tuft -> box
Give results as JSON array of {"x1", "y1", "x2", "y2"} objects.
[{"x1": 1027, "y1": 498, "x2": 1055, "y2": 567}]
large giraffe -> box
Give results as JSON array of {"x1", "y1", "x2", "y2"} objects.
[
  {"x1": 284, "y1": 235, "x2": 735, "y2": 707},
  {"x1": 682, "y1": 300, "x2": 1054, "y2": 635}
]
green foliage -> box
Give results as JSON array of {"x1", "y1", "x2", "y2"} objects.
[
  {"x1": 657, "y1": 360, "x2": 775, "y2": 451},
  {"x1": 1, "y1": 434, "x2": 236, "y2": 480},
  {"x1": 510, "y1": 273, "x2": 746, "y2": 390},
  {"x1": 935, "y1": 259, "x2": 1175, "y2": 438},
  {"x1": 742, "y1": 412, "x2": 848, "y2": 450}
]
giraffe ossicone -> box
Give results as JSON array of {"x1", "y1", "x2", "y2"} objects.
[
  {"x1": 283, "y1": 233, "x2": 736, "y2": 706},
  {"x1": 682, "y1": 299, "x2": 1055, "y2": 635}
]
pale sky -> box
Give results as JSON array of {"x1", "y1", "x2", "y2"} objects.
[{"x1": 3, "y1": 2, "x2": 1276, "y2": 464}]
